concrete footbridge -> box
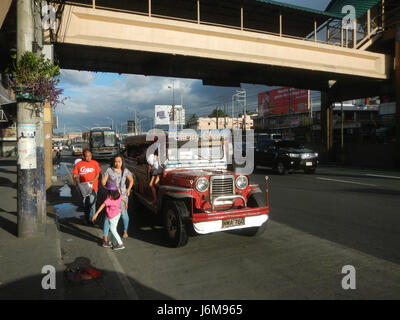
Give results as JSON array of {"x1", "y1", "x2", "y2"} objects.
[
  {"x1": 1, "y1": 0, "x2": 399, "y2": 155},
  {"x1": 45, "y1": 0, "x2": 394, "y2": 101}
]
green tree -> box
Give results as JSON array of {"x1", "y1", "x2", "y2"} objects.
[{"x1": 208, "y1": 108, "x2": 227, "y2": 118}]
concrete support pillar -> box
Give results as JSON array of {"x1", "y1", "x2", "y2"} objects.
[
  {"x1": 395, "y1": 26, "x2": 400, "y2": 168},
  {"x1": 16, "y1": 0, "x2": 42, "y2": 238},
  {"x1": 320, "y1": 92, "x2": 333, "y2": 161},
  {"x1": 35, "y1": 102, "x2": 46, "y2": 231}
]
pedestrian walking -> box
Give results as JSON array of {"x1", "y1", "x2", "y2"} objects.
[
  {"x1": 73, "y1": 149, "x2": 101, "y2": 224},
  {"x1": 101, "y1": 155, "x2": 134, "y2": 240},
  {"x1": 55, "y1": 149, "x2": 61, "y2": 168},
  {"x1": 92, "y1": 180, "x2": 127, "y2": 251}
]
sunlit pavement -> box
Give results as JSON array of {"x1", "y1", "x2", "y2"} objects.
[
  {"x1": 2, "y1": 152, "x2": 398, "y2": 299},
  {"x1": 55, "y1": 153, "x2": 400, "y2": 299}
]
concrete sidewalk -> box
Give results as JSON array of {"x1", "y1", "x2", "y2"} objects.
[{"x1": 0, "y1": 158, "x2": 133, "y2": 299}]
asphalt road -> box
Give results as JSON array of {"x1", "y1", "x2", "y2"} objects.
[{"x1": 59, "y1": 152, "x2": 400, "y2": 299}]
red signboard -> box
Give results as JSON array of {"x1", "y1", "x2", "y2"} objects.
[{"x1": 258, "y1": 88, "x2": 309, "y2": 116}]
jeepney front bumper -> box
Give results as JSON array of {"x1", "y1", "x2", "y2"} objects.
[{"x1": 192, "y1": 206, "x2": 269, "y2": 234}]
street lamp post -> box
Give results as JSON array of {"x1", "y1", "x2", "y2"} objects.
[
  {"x1": 106, "y1": 116, "x2": 114, "y2": 130},
  {"x1": 139, "y1": 119, "x2": 146, "y2": 133},
  {"x1": 168, "y1": 80, "x2": 176, "y2": 126}
]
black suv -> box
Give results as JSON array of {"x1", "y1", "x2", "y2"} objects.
[{"x1": 255, "y1": 140, "x2": 319, "y2": 174}]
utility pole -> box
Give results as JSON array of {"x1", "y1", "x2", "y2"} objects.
[
  {"x1": 16, "y1": 0, "x2": 44, "y2": 238},
  {"x1": 395, "y1": 25, "x2": 400, "y2": 167},
  {"x1": 33, "y1": 0, "x2": 47, "y2": 234},
  {"x1": 216, "y1": 106, "x2": 219, "y2": 129},
  {"x1": 243, "y1": 90, "x2": 247, "y2": 131},
  {"x1": 224, "y1": 99, "x2": 227, "y2": 129},
  {"x1": 134, "y1": 110, "x2": 137, "y2": 135},
  {"x1": 341, "y1": 101, "x2": 344, "y2": 150}
]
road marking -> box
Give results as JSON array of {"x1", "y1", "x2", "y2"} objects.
[
  {"x1": 316, "y1": 177, "x2": 378, "y2": 187},
  {"x1": 365, "y1": 174, "x2": 400, "y2": 180},
  {"x1": 104, "y1": 247, "x2": 139, "y2": 300},
  {"x1": 64, "y1": 163, "x2": 138, "y2": 299}
]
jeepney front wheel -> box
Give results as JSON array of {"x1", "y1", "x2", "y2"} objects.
[
  {"x1": 241, "y1": 192, "x2": 268, "y2": 237},
  {"x1": 163, "y1": 200, "x2": 189, "y2": 248}
]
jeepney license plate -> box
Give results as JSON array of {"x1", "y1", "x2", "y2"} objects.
[
  {"x1": 222, "y1": 217, "x2": 245, "y2": 229},
  {"x1": 306, "y1": 162, "x2": 313, "y2": 166}
]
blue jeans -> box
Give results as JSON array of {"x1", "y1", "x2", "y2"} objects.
[
  {"x1": 109, "y1": 213, "x2": 123, "y2": 245},
  {"x1": 103, "y1": 195, "x2": 129, "y2": 237},
  {"x1": 84, "y1": 191, "x2": 97, "y2": 222}
]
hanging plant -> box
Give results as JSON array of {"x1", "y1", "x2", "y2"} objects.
[{"x1": 7, "y1": 51, "x2": 66, "y2": 108}]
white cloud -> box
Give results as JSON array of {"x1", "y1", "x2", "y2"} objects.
[
  {"x1": 60, "y1": 70, "x2": 96, "y2": 86},
  {"x1": 55, "y1": 71, "x2": 271, "y2": 132}
]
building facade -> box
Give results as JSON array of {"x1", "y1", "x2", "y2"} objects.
[{"x1": 186, "y1": 114, "x2": 254, "y2": 130}]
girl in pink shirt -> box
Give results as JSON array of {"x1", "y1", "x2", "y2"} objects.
[{"x1": 92, "y1": 181, "x2": 127, "y2": 250}]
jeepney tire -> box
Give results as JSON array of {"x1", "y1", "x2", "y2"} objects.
[
  {"x1": 241, "y1": 192, "x2": 268, "y2": 237},
  {"x1": 163, "y1": 200, "x2": 189, "y2": 248}
]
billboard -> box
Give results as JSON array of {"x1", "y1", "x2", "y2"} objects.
[
  {"x1": 258, "y1": 88, "x2": 309, "y2": 117},
  {"x1": 155, "y1": 105, "x2": 185, "y2": 126}
]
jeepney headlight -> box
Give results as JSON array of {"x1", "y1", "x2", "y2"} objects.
[
  {"x1": 196, "y1": 177, "x2": 209, "y2": 193},
  {"x1": 236, "y1": 175, "x2": 248, "y2": 190}
]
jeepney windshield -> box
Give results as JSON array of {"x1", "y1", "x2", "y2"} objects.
[{"x1": 167, "y1": 137, "x2": 225, "y2": 162}]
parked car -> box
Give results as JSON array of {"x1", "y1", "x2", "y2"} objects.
[
  {"x1": 124, "y1": 132, "x2": 270, "y2": 247},
  {"x1": 72, "y1": 143, "x2": 83, "y2": 156},
  {"x1": 255, "y1": 139, "x2": 318, "y2": 174}
]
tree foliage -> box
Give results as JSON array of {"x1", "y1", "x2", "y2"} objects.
[
  {"x1": 7, "y1": 51, "x2": 66, "y2": 108},
  {"x1": 208, "y1": 108, "x2": 227, "y2": 118}
]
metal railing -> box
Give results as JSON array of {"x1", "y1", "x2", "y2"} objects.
[{"x1": 55, "y1": 0, "x2": 369, "y2": 49}]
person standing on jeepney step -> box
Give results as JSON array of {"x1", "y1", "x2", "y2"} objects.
[
  {"x1": 73, "y1": 149, "x2": 101, "y2": 225},
  {"x1": 102, "y1": 155, "x2": 134, "y2": 243},
  {"x1": 147, "y1": 149, "x2": 163, "y2": 204}
]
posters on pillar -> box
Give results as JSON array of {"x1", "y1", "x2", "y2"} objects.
[{"x1": 17, "y1": 124, "x2": 37, "y2": 169}]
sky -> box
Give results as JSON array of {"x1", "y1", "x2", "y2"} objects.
[{"x1": 54, "y1": 0, "x2": 332, "y2": 133}]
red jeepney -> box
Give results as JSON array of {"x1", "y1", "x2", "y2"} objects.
[{"x1": 124, "y1": 131, "x2": 269, "y2": 247}]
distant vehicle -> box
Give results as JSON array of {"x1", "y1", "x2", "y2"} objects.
[
  {"x1": 257, "y1": 133, "x2": 283, "y2": 142},
  {"x1": 255, "y1": 140, "x2": 318, "y2": 174},
  {"x1": 88, "y1": 127, "x2": 119, "y2": 160},
  {"x1": 72, "y1": 144, "x2": 83, "y2": 156}
]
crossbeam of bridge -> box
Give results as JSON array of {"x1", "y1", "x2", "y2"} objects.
[{"x1": 51, "y1": 4, "x2": 390, "y2": 100}]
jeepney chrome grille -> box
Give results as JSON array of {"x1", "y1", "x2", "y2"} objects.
[{"x1": 210, "y1": 176, "x2": 234, "y2": 198}]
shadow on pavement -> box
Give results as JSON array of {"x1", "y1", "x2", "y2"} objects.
[
  {"x1": 0, "y1": 176, "x2": 17, "y2": 189},
  {"x1": 0, "y1": 257, "x2": 173, "y2": 300},
  {"x1": 0, "y1": 209, "x2": 17, "y2": 237},
  {"x1": 0, "y1": 167, "x2": 17, "y2": 175}
]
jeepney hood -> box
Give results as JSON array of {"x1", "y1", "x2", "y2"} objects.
[{"x1": 165, "y1": 168, "x2": 235, "y2": 185}]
